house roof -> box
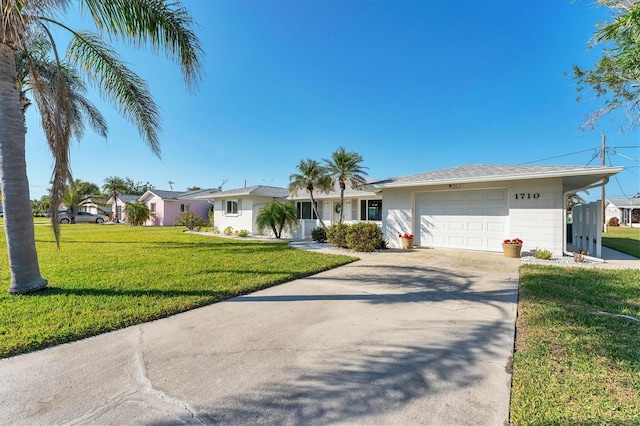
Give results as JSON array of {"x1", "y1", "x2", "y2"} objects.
[
  {"x1": 106, "y1": 194, "x2": 140, "y2": 204},
  {"x1": 197, "y1": 185, "x2": 289, "y2": 199},
  {"x1": 607, "y1": 198, "x2": 640, "y2": 208},
  {"x1": 139, "y1": 188, "x2": 218, "y2": 202},
  {"x1": 288, "y1": 180, "x2": 379, "y2": 200},
  {"x1": 368, "y1": 164, "x2": 623, "y2": 193}
]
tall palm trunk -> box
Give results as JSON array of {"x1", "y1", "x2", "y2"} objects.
[
  {"x1": 339, "y1": 181, "x2": 346, "y2": 224},
  {"x1": 308, "y1": 189, "x2": 327, "y2": 230},
  {"x1": 0, "y1": 44, "x2": 47, "y2": 293}
]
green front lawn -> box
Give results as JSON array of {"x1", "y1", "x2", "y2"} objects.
[
  {"x1": 511, "y1": 265, "x2": 640, "y2": 425},
  {"x1": 603, "y1": 226, "x2": 640, "y2": 258},
  {"x1": 0, "y1": 225, "x2": 356, "y2": 358}
]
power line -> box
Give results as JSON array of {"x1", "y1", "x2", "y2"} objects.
[
  {"x1": 521, "y1": 148, "x2": 597, "y2": 165},
  {"x1": 607, "y1": 151, "x2": 632, "y2": 199}
]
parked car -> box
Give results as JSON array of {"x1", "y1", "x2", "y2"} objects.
[{"x1": 59, "y1": 211, "x2": 108, "y2": 224}]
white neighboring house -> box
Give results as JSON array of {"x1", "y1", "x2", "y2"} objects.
[
  {"x1": 106, "y1": 194, "x2": 140, "y2": 222},
  {"x1": 288, "y1": 181, "x2": 381, "y2": 238},
  {"x1": 368, "y1": 164, "x2": 622, "y2": 256},
  {"x1": 80, "y1": 198, "x2": 111, "y2": 216},
  {"x1": 196, "y1": 185, "x2": 290, "y2": 235},
  {"x1": 605, "y1": 198, "x2": 640, "y2": 227}
]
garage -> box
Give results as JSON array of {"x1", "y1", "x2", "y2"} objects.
[{"x1": 416, "y1": 189, "x2": 508, "y2": 252}]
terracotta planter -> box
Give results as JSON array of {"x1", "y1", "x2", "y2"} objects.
[
  {"x1": 502, "y1": 243, "x2": 522, "y2": 258},
  {"x1": 401, "y1": 237, "x2": 414, "y2": 249}
]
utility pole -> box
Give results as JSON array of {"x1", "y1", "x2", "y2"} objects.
[{"x1": 600, "y1": 133, "x2": 606, "y2": 231}]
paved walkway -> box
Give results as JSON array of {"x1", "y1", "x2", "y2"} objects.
[{"x1": 0, "y1": 249, "x2": 519, "y2": 425}]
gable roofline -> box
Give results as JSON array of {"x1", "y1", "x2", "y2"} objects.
[
  {"x1": 606, "y1": 197, "x2": 640, "y2": 208},
  {"x1": 195, "y1": 185, "x2": 289, "y2": 199},
  {"x1": 369, "y1": 164, "x2": 624, "y2": 189}
]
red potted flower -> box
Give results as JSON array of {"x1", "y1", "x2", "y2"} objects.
[
  {"x1": 502, "y1": 238, "x2": 523, "y2": 258},
  {"x1": 398, "y1": 232, "x2": 415, "y2": 249}
]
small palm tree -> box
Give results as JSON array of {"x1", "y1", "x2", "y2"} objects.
[
  {"x1": 124, "y1": 202, "x2": 150, "y2": 226},
  {"x1": 323, "y1": 147, "x2": 368, "y2": 224},
  {"x1": 256, "y1": 201, "x2": 299, "y2": 239},
  {"x1": 103, "y1": 177, "x2": 127, "y2": 223},
  {"x1": 289, "y1": 159, "x2": 332, "y2": 230}
]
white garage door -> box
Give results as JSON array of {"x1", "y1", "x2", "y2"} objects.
[{"x1": 417, "y1": 189, "x2": 508, "y2": 252}]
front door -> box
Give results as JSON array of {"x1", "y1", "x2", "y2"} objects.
[{"x1": 333, "y1": 202, "x2": 342, "y2": 224}]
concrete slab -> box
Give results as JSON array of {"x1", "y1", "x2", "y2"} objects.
[{"x1": 0, "y1": 249, "x2": 519, "y2": 425}]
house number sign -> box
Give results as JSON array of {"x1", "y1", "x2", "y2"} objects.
[{"x1": 514, "y1": 193, "x2": 540, "y2": 200}]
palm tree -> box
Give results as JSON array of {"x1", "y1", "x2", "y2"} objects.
[
  {"x1": 323, "y1": 147, "x2": 368, "y2": 224},
  {"x1": 288, "y1": 159, "x2": 332, "y2": 230},
  {"x1": 124, "y1": 201, "x2": 151, "y2": 226},
  {"x1": 62, "y1": 179, "x2": 101, "y2": 224},
  {"x1": 102, "y1": 176, "x2": 127, "y2": 223},
  {"x1": 1, "y1": 1, "x2": 202, "y2": 294},
  {"x1": 256, "y1": 201, "x2": 299, "y2": 239}
]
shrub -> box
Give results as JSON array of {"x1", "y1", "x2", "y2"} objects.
[
  {"x1": 311, "y1": 227, "x2": 327, "y2": 243},
  {"x1": 608, "y1": 217, "x2": 620, "y2": 226},
  {"x1": 533, "y1": 248, "x2": 553, "y2": 260},
  {"x1": 236, "y1": 229, "x2": 249, "y2": 237},
  {"x1": 208, "y1": 209, "x2": 215, "y2": 228},
  {"x1": 175, "y1": 211, "x2": 208, "y2": 231},
  {"x1": 345, "y1": 222, "x2": 384, "y2": 252},
  {"x1": 123, "y1": 201, "x2": 150, "y2": 226},
  {"x1": 327, "y1": 223, "x2": 350, "y2": 248},
  {"x1": 223, "y1": 226, "x2": 234, "y2": 235}
]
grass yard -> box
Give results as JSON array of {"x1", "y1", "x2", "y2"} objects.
[
  {"x1": 0, "y1": 224, "x2": 356, "y2": 358},
  {"x1": 602, "y1": 226, "x2": 640, "y2": 258},
  {"x1": 510, "y1": 265, "x2": 640, "y2": 425}
]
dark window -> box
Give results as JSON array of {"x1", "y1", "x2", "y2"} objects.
[
  {"x1": 296, "y1": 202, "x2": 317, "y2": 219},
  {"x1": 360, "y1": 199, "x2": 382, "y2": 221}
]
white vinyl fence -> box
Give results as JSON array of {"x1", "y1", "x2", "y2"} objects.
[{"x1": 572, "y1": 200, "x2": 602, "y2": 258}]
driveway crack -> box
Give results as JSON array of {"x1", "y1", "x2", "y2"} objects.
[{"x1": 135, "y1": 326, "x2": 207, "y2": 425}]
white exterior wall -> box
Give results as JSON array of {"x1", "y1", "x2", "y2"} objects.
[
  {"x1": 506, "y1": 178, "x2": 564, "y2": 256},
  {"x1": 216, "y1": 198, "x2": 254, "y2": 234},
  {"x1": 380, "y1": 190, "x2": 414, "y2": 248},
  {"x1": 605, "y1": 204, "x2": 622, "y2": 223},
  {"x1": 382, "y1": 178, "x2": 566, "y2": 255}
]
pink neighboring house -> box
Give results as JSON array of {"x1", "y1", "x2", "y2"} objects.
[{"x1": 139, "y1": 189, "x2": 215, "y2": 226}]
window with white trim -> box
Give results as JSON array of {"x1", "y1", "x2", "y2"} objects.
[
  {"x1": 360, "y1": 199, "x2": 382, "y2": 221},
  {"x1": 226, "y1": 200, "x2": 238, "y2": 215},
  {"x1": 180, "y1": 203, "x2": 190, "y2": 213},
  {"x1": 150, "y1": 203, "x2": 156, "y2": 213},
  {"x1": 296, "y1": 201, "x2": 317, "y2": 220}
]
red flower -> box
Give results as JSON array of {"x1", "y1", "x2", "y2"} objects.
[
  {"x1": 399, "y1": 233, "x2": 414, "y2": 239},
  {"x1": 503, "y1": 238, "x2": 523, "y2": 244}
]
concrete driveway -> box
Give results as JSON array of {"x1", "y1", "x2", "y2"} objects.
[{"x1": 0, "y1": 249, "x2": 519, "y2": 425}]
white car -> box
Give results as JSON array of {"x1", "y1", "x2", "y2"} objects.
[{"x1": 59, "y1": 211, "x2": 108, "y2": 224}]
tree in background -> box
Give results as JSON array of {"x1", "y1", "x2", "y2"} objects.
[
  {"x1": 124, "y1": 202, "x2": 151, "y2": 226},
  {"x1": 572, "y1": 1, "x2": 640, "y2": 129},
  {"x1": 323, "y1": 147, "x2": 368, "y2": 224},
  {"x1": 1, "y1": 0, "x2": 203, "y2": 294},
  {"x1": 102, "y1": 176, "x2": 127, "y2": 223},
  {"x1": 124, "y1": 178, "x2": 155, "y2": 195},
  {"x1": 256, "y1": 201, "x2": 299, "y2": 239},
  {"x1": 289, "y1": 159, "x2": 332, "y2": 230}
]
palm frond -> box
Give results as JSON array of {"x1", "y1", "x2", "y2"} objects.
[
  {"x1": 66, "y1": 31, "x2": 161, "y2": 156},
  {"x1": 80, "y1": 0, "x2": 203, "y2": 90}
]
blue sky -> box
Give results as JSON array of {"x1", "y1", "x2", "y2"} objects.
[{"x1": 25, "y1": 0, "x2": 640, "y2": 200}]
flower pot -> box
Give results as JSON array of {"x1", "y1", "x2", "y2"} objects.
[
  {"x1": 502, "y1": 243, "x2": 522, "y2": 258},
  {"x1": 401, "y1": 237, "x2": 414, "y2": 249}
]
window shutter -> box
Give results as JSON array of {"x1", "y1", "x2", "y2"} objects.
[
  {"x1": 316, "y1": 201, "x2": 323, "y2": 219},
  {"x1": 351, "y1": 199, "x2": 358, "y2": 220},
  {"x1": 237, "y1": 199, "x2": 242, "y2": 216},
  {"x1": 222, "y1": 200, "x2": 226, "y2": 216}
]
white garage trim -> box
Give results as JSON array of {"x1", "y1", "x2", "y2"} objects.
[{"x1": 416, "y1": 189, "x2": 508, "y2": 252}]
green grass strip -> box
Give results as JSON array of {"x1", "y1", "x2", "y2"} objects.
[
  {"x1": 0, "y1": 225, "x2": 356, "y2": 358},
  {"x1": 511, "y1": 264, "x2": 640, "y2": 425},
  {"x1": 602, "y1": 226, "x2": 640, "y2": 258}
]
